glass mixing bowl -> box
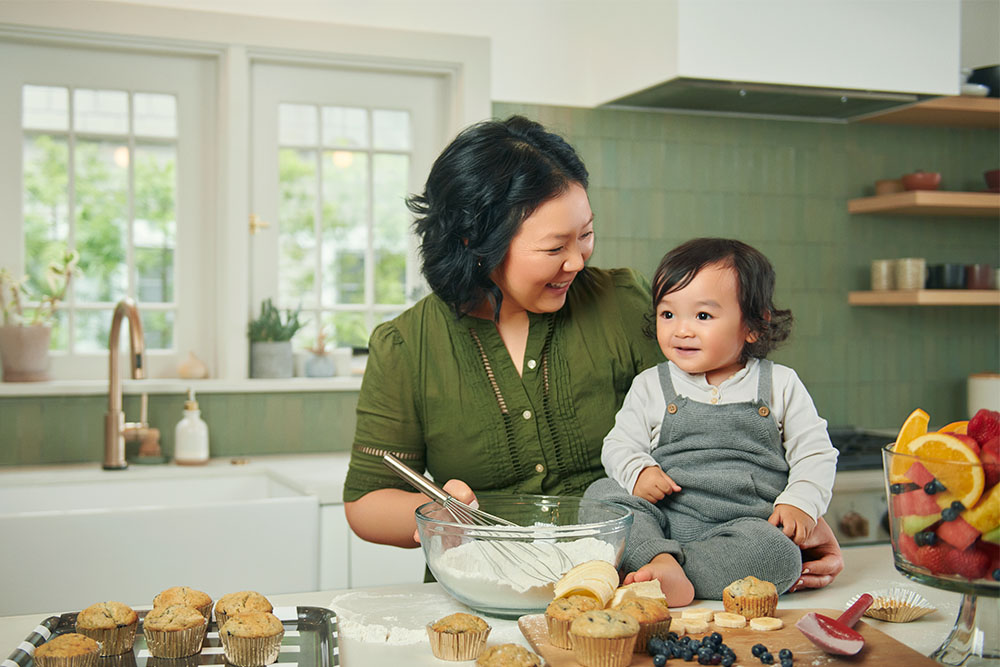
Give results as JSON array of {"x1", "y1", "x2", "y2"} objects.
[
  {"x1": 882, "y1": 445, "x2": 998, "y2": 665},
  {"x1": 415, "y1": 494, "x2": 632, "y2": 618}
]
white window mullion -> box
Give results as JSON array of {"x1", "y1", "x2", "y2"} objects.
[
  {"x1": 67, "y1": 91, "x2": 78, "y2": 353},
  {"x1": 314, "y1": 105, "x2": 324, "y2": 329},
  {"x1": 364, "y1": 109, "x2": 376, "y2": 335},
  {"x1": 126, "y1": 92, "x2": 136, "y2": 301}
]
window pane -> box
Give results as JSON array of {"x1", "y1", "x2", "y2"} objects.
[
  {"x1": 75, "y1": 89, "x2": 128, "y2": 135},
  {"x1": 324, "y1": 311, "x2": 367, "y2": 348},
  {"x1": 75, "y1": 308, "x2": 111, "y2": 353},
  {"x1": 373, "y1": 109, "x2": 409, "y2": 150},
  {"x1": 49, "y1": 309, "x2": 68, "y2": 352},
  {"x1": 75, "y1": 139, "x2": 128, "y2": 302},
  {"x1": 322, "y1": 107, "x2": 367, "y2": 148},
  {"x1": 23, "y1": 134, "x2": 70, "y2": 295},
  {"x1": 322, "y1": 151, "x2": 368, "y2": 305},
  {"x1": 141, "y1": 309, "x2": 173, "y2": 350},
  {"x1": 23, "y1": 85, "x2": 68, "y2": 131},
  {"x1": 134, "y1": 93, "x2": 177, "y2": 138},
  {"x1": 373, "y1": 153, "x2": 409, "y2": 304},
  {"x1": 279, "y1": 148, "x2": 318, "y2": 308},
  {"x1": 279, "y1": 103, "x2": 317, "y2": 145},
  {"x1": 134, "y1": 144, "x2": 177, "y2": 303}
]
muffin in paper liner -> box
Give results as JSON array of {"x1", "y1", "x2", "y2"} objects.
[
  {"x1": 633, "y1": 619, "x2": 672, "y2": 653},
  {"x1": 142, "y1": 606, "x2": 208, "y2": 659},
  {"x1": 846, "y1": 587, "x2": 936, "y2": 623},
  {"x1": 33, "y1": 633, "x2": 100, "y2": 667},
  {"x1": 152, "y1": 587, "x2": 213, "y2": 620},
  {"x1": 219, "y1": 611, "x2": 285, "y2": 667},
  {"x1": 722, "y1": 576, "x2": 778, "y2": 619},
  {"x1": 425, "y1": 612, "x2": 491, "y2": 661},
  {"x1": 545, "y1": 595, "x2": 602, "y2": 649},
  {"x1": 76, "y1": 602, "x2": 138, "y2": 656},
  {"x1": 214, "y1": 591, "x2": 273, "y2": 629},
  {"x1": 569, "y1": 634, "x2": 637, "y2": 667}
]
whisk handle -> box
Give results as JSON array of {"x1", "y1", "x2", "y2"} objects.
[{"x1": 382, "y1": 453, "x2": 451, "y2": 505}]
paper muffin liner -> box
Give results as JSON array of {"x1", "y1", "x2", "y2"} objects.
[
  {"x1": 846, "y1": 587, "x2": 936, "y2": 623},
  {"x1": 633, "y1": 619, "x2": 672, "y2": 653},
  {"x1": 143, "y1": 621, "x2": 207, "y2": 658},
  {"x1": 32, "y1": 653, "x2": 98, "y2": 667},
  {"x1": 145, "y1": 656, "x2": 199, "y2": 667},
  {"x1": 76, "y1": 622, "x2": 137, "y2": 656},
  {"x1": 219, "y1": 629, "x2": 285, "y2": 667},
  {"x1": 544, "y1": 615, "x2": 574, "y2": 650},
  {"x1": 569, "y1": 634, "x2": 637, "y2": 667},
  {"x1": 724, "y1": 594, "x2": 777, "y2": 619},
  {"x1": 425, "y1": 624, "x2": 491, "y2": 661}
]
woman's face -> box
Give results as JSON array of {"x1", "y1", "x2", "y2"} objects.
[{"x1": 491, "y1": 182, "x2": 594, "y2": 317}]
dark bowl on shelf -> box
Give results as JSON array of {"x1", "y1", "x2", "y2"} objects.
[
  {"x1": 902, "y1": 171, "x2": 941, "y2": 191},
  {"x1": 968, "y1": 65, "x2": 1000, "y2": 98},
  {"x1": 985, "y1": 169, "x2": 999, "y2": 192}
]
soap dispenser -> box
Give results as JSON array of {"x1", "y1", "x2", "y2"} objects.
[{"x1": 175, "y1": 388, "x2": 209, "y2": 465}]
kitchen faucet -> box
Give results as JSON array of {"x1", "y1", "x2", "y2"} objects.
[{"x1": 103, "y1": 298, "x2": 160, "y2": 469}]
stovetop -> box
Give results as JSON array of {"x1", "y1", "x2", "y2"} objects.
[{"x1": 828, "y1": 427, "x2": 896, "y2": 471}]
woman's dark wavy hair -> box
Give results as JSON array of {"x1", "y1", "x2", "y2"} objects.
[
  {"x1": 648, "y1": 238, "x2": 793, "y2": 362},
  {"x1": 407, "y1": 115, "x2": 589, "y2": 318}
]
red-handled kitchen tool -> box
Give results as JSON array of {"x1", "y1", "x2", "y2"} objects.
[{"x1": 795, "y1": 593, "x2": 874, "y2": 656}]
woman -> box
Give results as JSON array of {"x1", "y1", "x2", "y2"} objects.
[{"x1": 342, "y1": 116, "x2": 842, "y2": 592}]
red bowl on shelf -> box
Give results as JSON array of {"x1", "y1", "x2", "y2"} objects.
[
  {"x1": 902, "y1": 171, "x2": 942, "y2": 191},
  {"x1": 985, "y1": 169, "x2": 999, "y2": 192}
]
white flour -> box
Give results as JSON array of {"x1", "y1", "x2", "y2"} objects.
[{"x1": 432, "y1": 535, "x2": 615, "y2": 609}]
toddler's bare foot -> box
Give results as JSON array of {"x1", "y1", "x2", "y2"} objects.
[{"x1": 622, "y1": 553, "x2": 694, "y2": 607}]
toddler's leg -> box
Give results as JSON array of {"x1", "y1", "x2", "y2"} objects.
[{"x1": 679, "y1": 517, "x2": 802, "y2": 600}]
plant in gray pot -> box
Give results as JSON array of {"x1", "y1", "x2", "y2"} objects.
[
  {"x1": 0, "y1": 250, "x2": 79, "y2": 382},
  {"x1": 248, "y1": 299, "x2": 305, "y2": 378}
]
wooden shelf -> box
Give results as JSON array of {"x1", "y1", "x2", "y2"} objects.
[
  {"x1": 847, "y1": 191, "x2": 1000, "y2": 216},
  {"x1": 849, "y1": 290, "x2": 1000, "y2": 306},
  {"x1": 859, "y1": 96, "x2": 1000, "y2": 128}
]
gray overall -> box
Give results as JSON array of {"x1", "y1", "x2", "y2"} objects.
[{"x1": 586, "y1": 359, "x2": 803, "y2": 599}]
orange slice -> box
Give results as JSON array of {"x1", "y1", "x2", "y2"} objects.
[
  {"x1": 890, "y1": 408, "x2": 931, "y2": 482},
  {"x1": 939, "y1": 420, "x2": 969, "y2": 435},
  {"x1": 907, "y1": 432, "x2": 985, "y2": 509}
]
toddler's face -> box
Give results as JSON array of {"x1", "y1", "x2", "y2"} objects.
[{"x1": 655, "y1": 263, "x2": 755, "y2": 386}]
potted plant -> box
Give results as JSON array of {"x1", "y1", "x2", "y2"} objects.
[
  {"x1": 304, "y1": 325, "x2": 336, "y2": 378},
  {"x1": 0, "y1": 250, "x2": 79, "y2": 382},
  {"x1": 247, "y1": 298, "x2": 305, "y2": 378}
]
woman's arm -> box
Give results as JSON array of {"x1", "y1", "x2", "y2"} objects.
[{"x1": 788, "y1": 516, "x2": 845, "y2": 591}]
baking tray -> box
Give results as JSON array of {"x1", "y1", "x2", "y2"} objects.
[{"x1": 4, "y1": 606, "x2": 338, "y2": 667}]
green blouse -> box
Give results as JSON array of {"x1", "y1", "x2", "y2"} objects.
[{"x1": 342, "y1": 267, "x2": 664, "y2": 503}]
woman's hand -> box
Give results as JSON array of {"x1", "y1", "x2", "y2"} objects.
[
  {"x1": 787, "y1": 516, "x2": 845, "y2": 592},
  {"x1": 412, "y1": 479, "x2": 478, "y2": 544}
]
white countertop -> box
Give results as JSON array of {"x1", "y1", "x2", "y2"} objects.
[{"x1": 0, "y1": 545, "x2": 964, "y2": 666}]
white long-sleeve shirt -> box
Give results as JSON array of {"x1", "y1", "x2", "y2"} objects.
[{"x1": 601, "y1": 358, "x2": 838, "y2": 520}]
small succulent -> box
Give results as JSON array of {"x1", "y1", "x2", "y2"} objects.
[{"x1": 247, "y1": 298, "x2": 305, "y2": 342}]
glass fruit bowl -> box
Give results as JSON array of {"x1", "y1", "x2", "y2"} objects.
[
  {"x1": 415, "y1": 494, "x2": 632, "y2": 619},
  {"x1": 882, "y1": 444, "x2": 999, "y2": 665}
]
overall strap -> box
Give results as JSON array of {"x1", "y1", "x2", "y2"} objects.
[
  {"x1": 657, "y1": 361, "x2": 679, "y2": 401},
  {"x1": 755, "y1": 359, "x2": 774, "y2": 403}
]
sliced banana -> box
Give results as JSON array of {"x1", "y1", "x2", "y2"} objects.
[
  {"x1": 713, "y1": 612, "x2": 747, "y2": 628},
  {"x1": 552, "y1": 560, "x2": 619, "y2": 608},
  {"x1": 680, "y1": 607, "x2": 714, "y2": 622},
  {"x1": 749, "y1": 616, "x2": 784, "y2": 631},
  {"x1": 610, "y1": 580, "x2": 666, "y2": 608},
  {"x1": 684, "y1": 619, "x2": 710, "y2": 635},
  {"x1": 669, "y1": 618, "x2": 687, "y2": 636}
]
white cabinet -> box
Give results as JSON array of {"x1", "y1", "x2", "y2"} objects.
[{"x1": 319, "y1": 506, "x2": 351, "y2": 591}]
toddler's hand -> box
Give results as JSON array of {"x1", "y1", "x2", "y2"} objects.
[
  {"x1": 633, "y1": 466, "x2": 681, "y2": 503},
  {"x1": 768, "y1": 504, "x2": 816, "y2": 545}
]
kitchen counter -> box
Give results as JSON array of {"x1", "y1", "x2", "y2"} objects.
[{"x1": 0, "y1": 545, "x2": 965, "y2": 666}]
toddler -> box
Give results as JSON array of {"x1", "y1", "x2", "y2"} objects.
[{"x1": 585, "y1": 238, "x2": 837, "y2": 605}]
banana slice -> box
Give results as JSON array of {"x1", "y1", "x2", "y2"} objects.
[
  {"x1": 610, "y1": 580, "x2": 666, "y2": 608},
  {"x1": 553, "y1": 560, "x2": 619, "y2": 608},
  {"x1": 684, "y1": 619, "x2": 710, "y2": 635},
  {"x1": 680, "y1": 607, "x2": 714, "y2": 622},
  {"x1": 749, "y1": 616, "x2": 784, "y2": 631},
  {"x1": 669, "y1": 618, "x2": 687, "y2": 636},
  {"x1": 713, "y1": 612, "x2": 747, "y2": 628}
]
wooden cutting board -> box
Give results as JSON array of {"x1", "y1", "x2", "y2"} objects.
[{"x1": 518, "y1": 608, "x2": 937, "y2": 666}]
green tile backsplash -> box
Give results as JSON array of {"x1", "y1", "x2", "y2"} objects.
[{"x1": 1, "y1": 102, "x2": 997, "y2": 465}]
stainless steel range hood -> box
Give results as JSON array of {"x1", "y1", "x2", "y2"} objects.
[{"x1": 605, "y1": 78, "x2": 936, "y2": 123}]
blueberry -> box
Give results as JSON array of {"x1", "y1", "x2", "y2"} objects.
[
  {"x1": 942, "y1": 507, "x2": 959, "y2": 521},
  {"x1": 710, "y1": 655, "x2": 722, "y2": 665},
  {"x1": 993, "y1": 569, "x2": 1000, "y2": 581},
  {"x1": 721, "y1": 657, "x2": 734, "y2": 667},
  {"x1": 890, "y1": 483, "x2": 906, "y2": 494},
  {"x1": 780, "y1": 660, "x2": 793, "y2": 667},
  {"x1": 709, "y1": 632, "x2": 723, "y2": 645},
  {"x1": 673, "y1": 644, "x2": 686, "y2": 658},
  {"x1": 648, "y1": 637, "x2": 666, "y2": 655},
  {"x1": 653, "y1": 655, "x2": 668, "y2": 667},
  {"x1": 682, "y1": 649, "x2": 695, "y2": 662},
  {"x1": 761, "y1": 652, "x2": 775, "y2": 665},
  {"x1": 689, "y1": 639, "x2": 702, "y2": 651},
  {"x1": 914, "y1": 531, "x2": 926, "y2": 546},
  {"x1": 698, "y1": 647, "x2": 713, "y2": 660},
  {"x1": 698, "y1": 656, "x2": 711, "y2": 665},
  {"x1": 681, "y1": 636, "x2": 692, "y2": 645},
  {"x1": 951, "y1": 500, "x2": 965, "y2": 511},
  {"x1": 778, "y1": 648, "x2": 793, "y2": 660},
  {"x1": 667, "y1": 631, "x2": 679, "y2": 641},
  {"x1": 752, "y1": 644, "x2": 767, "y2": 657}
]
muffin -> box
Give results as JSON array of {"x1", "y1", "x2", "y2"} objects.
[
  {"x1": 722, "y1": 576, "x2": 778, "y2": 619},
  {"x1": 475, "y1": 643, "x2": 542, "y2": 667},
  {"x1": 219, "y1": 611, "x2": 285, "y2": 667},
  {"x1": 612, "y1": 597, "x2": 671, "y2": 652},
  {"x1": 545, "y1": 594, "x2": 603, "y2": 649},
  {"x1": 75, "y1": 601, "x2": 138, "y2": 656},
  {"x1": 426, "y1": 612, "x2": 491, "y2": 661},
  {"x1": 215, "y1": 591, "x2": 273, "y2": 628},
  {"x1": 569, "y1": 609, "x2": 639, "y2": 667},
  {"x1": 34, "y1": 633, "x2": 99, "y2": 667},
  {"x1": 142, "y1": 605, "x2": 208, "y2": 658},
  {"x1": 153, "y1": 586, "x2": 213, "y2": 620}
]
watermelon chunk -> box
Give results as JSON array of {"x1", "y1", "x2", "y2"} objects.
[
  {"x1": 938, "y1": 517, "x2": 982, "y2": 551},
  {"x1": 905, "y1": 461, "x2": 936, "y2": 487},
  {"x1": 901, "y1": 513, "x2": 940, "y2": 536},
  {"x1": 893, "y1": 488, "x2": 943, "y2": 517}
]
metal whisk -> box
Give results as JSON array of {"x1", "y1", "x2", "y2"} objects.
[{"x1": 383, "y1": 453, "x2": 574, "y2": 584}]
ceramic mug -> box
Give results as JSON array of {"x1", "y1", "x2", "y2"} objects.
[
  {"x1": 966, "y1": 264, "x2": 996, "y2": 290},
  {"x1": 870, "y1": 259, "x2": 895, "y2": 291},
  {"x1": 926, "y1": 264, "x2": 966, "y2": 289},
  {"x1": 895, "y1": 258, "x2": 926, "y2": 291}
]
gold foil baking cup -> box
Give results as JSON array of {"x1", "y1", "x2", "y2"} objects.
[
  {"x1": 219, "y1": 629, "x2": 285, "y2": 667},
  {"x1": 76, "y1": 623, "x2": 137, "y2": 656},
  {"x1": 846, "y1": 587, "x2": 936, "y2": 623},
  {"x1": 143, "y1": 620, "x2": 207, "y2": 658},
  {"x1": 425, "y1": 624, "x2": 491, "y2": 661},
  {"x1": 33, "y1": 654, "x2": 98, "y2": 667},
  {"x1": 569, "y1": 634, "x2": 637, "y2": 667},
  {"x1": 544, "y1": 615, "x2": 574, "y2": 650}
]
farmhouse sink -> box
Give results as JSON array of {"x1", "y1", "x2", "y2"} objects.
[{"x1": 0, "y1": 464, "x2": 320, "y2": 616}]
